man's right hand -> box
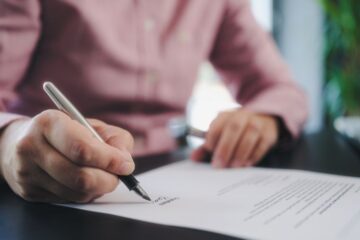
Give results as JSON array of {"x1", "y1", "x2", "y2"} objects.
[{"x1": 0, "y1": 110, "x2": 135, "y2": 203}]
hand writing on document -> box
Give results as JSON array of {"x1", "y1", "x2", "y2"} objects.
[
  {"x1": 0, "y1": 110, "x2": 135, "y2": 203},
  {"x1": 191, "y1": 109, "x2": 279, "y2": 168}
]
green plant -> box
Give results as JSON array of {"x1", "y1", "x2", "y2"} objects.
[{"x1": 319, "y1": 0, "x2": 360, "y2": 122}]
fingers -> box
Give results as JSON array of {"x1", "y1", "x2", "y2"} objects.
[
  {"x1": 212, "y1": 114, "x2": 249, "y2": 168},
  {"x1": 29, "y1": 138, "x2": 120, "y2": 196},
  {"x1": 247, "y1": 138, "x2": 270, "y2": 165},
  {"x1": 11, "y1": 139, "x2": 105, "y2": 203},
  {"x1": 14, "y1": 174, "x2": 98, "y2": 203},
  {"x1": 15, "y1": 184, "x2": 67, "y2": 203},
  {"x1": 231, "y1": 126, "x2": 260, "y2": 167},
  {"x1": 32, "y1": 110, "x2": 134, "y2": 176},
  {"x1": 204, "y1": 109, "x2": 279, "y2": 169},
  {"x1": 3, "y1": 110, "x2": 136, "y2": 203},
  {"x1": 25, "y1": 165, "x2": 103, "y2": 203},
  {"x1": 247, "y1": 127, "x2": 278, "y2": 165},
  {"x1": 204, "y1": 111, "x2": 232, "y2": 152}
]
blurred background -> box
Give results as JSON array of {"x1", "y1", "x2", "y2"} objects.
[{"x1": 188, "y1": 0, "x2": 360, "y2": 140}]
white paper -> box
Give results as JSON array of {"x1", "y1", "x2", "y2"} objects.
[{"x1": 62, "y1": 161, "x2": 360, "y2": 240}]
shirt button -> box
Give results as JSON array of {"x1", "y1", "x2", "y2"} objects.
[{"x1": 144, "y1": 18, "x2": 155, "y2": 32}]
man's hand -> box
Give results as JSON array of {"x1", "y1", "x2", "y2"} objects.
[
  {"x1": 0, "y1": 110, "x2": 135, "y2": 203},
  {"x1": 191, "y1": 109, "x2": 279, "y2": 168}
]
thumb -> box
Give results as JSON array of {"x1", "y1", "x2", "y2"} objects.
[{"x1": 88, "y1": 119, "x2": 134, "y2": 153}]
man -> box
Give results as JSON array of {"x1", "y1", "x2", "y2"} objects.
[{"x1": 0, "y1": 0, "x2": 307, "y2": 203}]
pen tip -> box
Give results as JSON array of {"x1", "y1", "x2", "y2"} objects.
[
  {"x1": 133, "y1": 186, "x2": 152, "y2": 201},
  {"x1": 143, "y1": 194, "x2": 152, "y2": 202}
]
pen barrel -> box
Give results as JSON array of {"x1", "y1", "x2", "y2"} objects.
[{"x1": 119, "y1": 175, "x2": 139, "y2": 190}]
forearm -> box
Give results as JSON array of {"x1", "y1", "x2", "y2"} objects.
[
  {"x1": 0, "y1": 1, "x2": 42, "y2": 179},
  {"x1": 209, "y1": 0, "x2": 308, "y2": 139}
]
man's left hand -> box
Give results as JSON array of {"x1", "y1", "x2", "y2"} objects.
[{"x1": 191, "y1": 109, "x2": 279, "y2": 168}]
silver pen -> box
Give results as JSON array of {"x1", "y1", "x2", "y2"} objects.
[
  {"x1": 43, "y1": 81, "x2": 151, "y2": 201},
  {"x1": 167, "y1": 117, "x2": 207, "y2": 139}
]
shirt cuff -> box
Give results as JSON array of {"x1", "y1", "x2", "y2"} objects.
[{"x1": 0, "y1": 113, "x2": 29, "y2": 132}]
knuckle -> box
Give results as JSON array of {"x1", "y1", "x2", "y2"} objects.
[
  {"x1": 74, "y1": 170, "x2": 94, "y2": 192},
  {"x1": 69, "y1": 140, "x2": 92, "y2": 164},
  {"x1": 15, "y1": 136, "x2": 35, "y2": 157},
  {"x1": 228, "y1": 120, "x2": 242, "y2": 131},
  {"x1": 106, "y1": 157, "x2": 120, "y2": 172},
  {"x1": 14, "y1": 136, "x2": 39, "y2": 163},
  {"x1": 33, "y1": 110, "x2": 64, "y2": 131},
  {"x1": 33, "y1": 110, "x2": 53, "y2": 128},
  {"x1": 248, "y1": 119, "x2": 261, "y2": 132}
]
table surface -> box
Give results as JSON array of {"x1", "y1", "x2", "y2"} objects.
[{"x1": 1, "y1": 129, "x2": 360, "y2": 240}]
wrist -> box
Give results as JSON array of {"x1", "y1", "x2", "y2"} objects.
[{"x1": 0, "y1": 118, "x2": 30, "y2": 181}]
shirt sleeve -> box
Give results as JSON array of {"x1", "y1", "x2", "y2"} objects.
[
  {"x1": 0, "y1": 0, "x2": 41, "y2": 129},
  {"x1": 209, "y1": 0, "x2": 308, "y2": 139}
]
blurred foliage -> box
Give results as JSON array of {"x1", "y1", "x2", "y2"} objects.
[{"x1": 319, "y1": 0, "x2": 360, "y2": 122}]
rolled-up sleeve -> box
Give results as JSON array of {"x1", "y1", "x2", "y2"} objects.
[
  {"x1": 0, "y1": 0, "x2": 41, "y2": 128},
  {"x1": 210, "y1": 0, "x2": 308, "y2": 139}
]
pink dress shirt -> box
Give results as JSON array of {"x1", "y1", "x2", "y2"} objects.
[{"x1": 0, "y1": 0, "x2": 307, "y2": 156}]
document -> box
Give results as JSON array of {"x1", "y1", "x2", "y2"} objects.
[{"x1": 62, "y1": 161, "x2": 360, "y2": 240}]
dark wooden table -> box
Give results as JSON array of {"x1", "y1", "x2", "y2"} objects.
[{"x1": 1, "y1": 129, "x2": 360, "y2": 240}]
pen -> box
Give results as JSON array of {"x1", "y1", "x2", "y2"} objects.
[
  {"x1": 43, "y1": 81, "x2": 151, "y2": 201},
  {"x1": 187, "y1": 126, "x2": 207, "y2": 139},
  {"x1": 167, "y1": 118, "x2": 212, "y2": 162},
  {"x1": 167, "y1": 117, "x2": 207, "y2": 139}
]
